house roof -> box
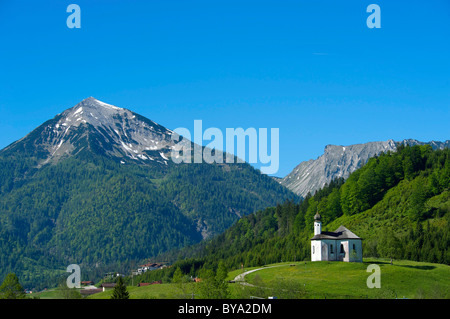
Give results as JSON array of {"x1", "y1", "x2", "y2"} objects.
[
  {"x1": 80, "y1": 288, "x2": 103, "y2": 295},
  {"x1": 311, "y1": 225, "x2": 361, "y2": 240}
]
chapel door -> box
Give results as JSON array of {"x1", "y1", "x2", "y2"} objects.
[{"x1": 321, "y1": 242, "x2": 328, "y2": 261}]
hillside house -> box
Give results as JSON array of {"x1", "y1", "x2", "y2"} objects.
[{"x1": 136, "y1": 262, "x2": 167, "y2": 274}]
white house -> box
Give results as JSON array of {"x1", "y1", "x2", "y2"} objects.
[{"x1": 311, "y1": 212, "x2": 362, "y2": 262}]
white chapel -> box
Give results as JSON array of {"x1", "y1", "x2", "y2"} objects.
[{"x1": 311, "y1": 212, "x2": 363, "y2": 262}]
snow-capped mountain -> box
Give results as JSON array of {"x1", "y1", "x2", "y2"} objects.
[
  {"x1": 0, "y1": 96, "x2": 297, "y2": 240},
  {"x1": 281, "y1": 139, "x2": 449, "y2": 198},
  {"x1": 3, "y1": 97, "x2": 177, "y2": 165}
]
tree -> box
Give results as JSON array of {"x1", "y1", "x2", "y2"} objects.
[
  {"x1": 172, "y1": 267, "x2": 183, "y2": 284},
  {"x1": 197, "y1": 268, "x2": 217, "y2": 299},
  {"x1": 57, "y1": 277, "x2": 82, "y2": 299},
  {"x1": 215, "y1": 261, "x2": 229, "y2": 299},
  {"x1": 197, "y1": 262, "x2": 230, "y2": 299},
  {"x1": 408, "y1": 177, "x2": 431, "y2": 221},
  {"x1": 0, "y1": 273, "x2": 26, "y2": 299},
  {"x1": 110, "y1": 276, "x2": 129, "y2": 299},
  {"x1": 172, "y1": 267, "x2": 191, "y2": 298}
]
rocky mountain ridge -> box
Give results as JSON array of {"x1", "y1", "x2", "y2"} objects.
[{"x1": 281, "y1": 139, "x2": 449, "y2": 198}]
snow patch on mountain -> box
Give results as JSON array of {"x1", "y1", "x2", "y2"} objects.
[{"x1": 10, "y1": 97, "x2": 178, "y2": 165}]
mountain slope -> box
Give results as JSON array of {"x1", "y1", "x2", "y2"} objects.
[
  {"x1": 0, "y1": 98, "x2": 298, "y2": 289},
  {"x1": 280, "y1": 139, "x2": 449, "y2": 198},
  {"x1": 280, "y1": 140, "x2": 397, "y2": 198}
]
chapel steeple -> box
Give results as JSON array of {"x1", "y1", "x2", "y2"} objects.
[{"x1": 314, "y1": 210, "x2": 322, "y2": 235}]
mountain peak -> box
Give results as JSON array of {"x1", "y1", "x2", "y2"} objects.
[
  {"x1": 3, "y1": 98, "x2": 175, "y2": 166},
  {"x1": 67, "y1": 97, "x2": 124, "y2": 122},
  {"x1": 77, "y1": 97, "x2": 122, "y2": 111},
  {"x1": 58, "y1": 97, "x2": 128, "y2": 131}
]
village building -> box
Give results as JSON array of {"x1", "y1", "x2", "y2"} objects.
[
  {"x1": 311, "y1": 212, "x2": 362, "y2": 262},
  {"x1": 137, "y1": 280, "x2": 162, "y2": 287},
  {"x1": 134, "y1": 262, "x2": 168, "y2": 275},
  {"x1": 80, "y1": 287, "x2": 103, "y2": 296}
]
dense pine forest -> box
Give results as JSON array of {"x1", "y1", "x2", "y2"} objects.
[
  {"x1": 136, "y1": 144, "x2": 449, "y2": 283},
  {"x1": 0, "y1": 150, "x2": 296, "y2": 290}
]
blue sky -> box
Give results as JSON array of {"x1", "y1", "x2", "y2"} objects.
[{"x1": 0, "y1": 0, "x2": 449, "y2": 177}]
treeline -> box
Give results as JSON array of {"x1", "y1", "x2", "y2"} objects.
[
  {"x1": 371, "y1": 218, "x2": 450, "y2": 264},
  {"x1": 142, "y1": 145, "x2": 449, "y2": 283},
  {"x1": 340, "y1": 144, "x2": 449, "y2": 219}
]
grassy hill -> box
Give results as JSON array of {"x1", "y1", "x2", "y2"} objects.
[
  {"x1": 105, "y1": 259, "x2": 449, "y2": 299},
  {"x1": 32, "y1": 258, "x2": 448, "y2": 299},
  {"x1": 240, "y1": 259, "x2": 450, "y2": 299}
]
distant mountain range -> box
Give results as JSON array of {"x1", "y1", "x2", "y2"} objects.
[
  {"x1": 280, "y1": 139, "x2": 450, "y2": 198},
  {"x1": 0, "y1": 97, "x2": 296, "y2": 290}
]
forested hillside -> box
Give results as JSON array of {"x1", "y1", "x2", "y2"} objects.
[
  {"x1": 0, "y1": 151, "x2": 296, "y2": 290},
  {"x1": 143, "y1": 145, "x2": 449, "y2": 283}
]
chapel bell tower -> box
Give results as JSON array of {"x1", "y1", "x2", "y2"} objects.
[{"x1": 314, "y1": 211, "x2": 322, "y2": 236}]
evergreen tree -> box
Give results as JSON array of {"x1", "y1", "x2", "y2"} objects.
[
  {"x1": 172, "y1": 267, "x2": 183, "y2": 284},
  {"x1": 0, "y1": 273, "x2": 26, "y2": 299},
  {"x1": 110, "y1": 276, "x2": 129, "y2": 299}
]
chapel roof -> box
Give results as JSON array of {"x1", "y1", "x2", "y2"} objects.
[
  {"x1": 311, "y1": 225, "x2": 361, "y2": 240},
  {"x1": 314, "y1": 211, "x2": 321, "y2": 221}
]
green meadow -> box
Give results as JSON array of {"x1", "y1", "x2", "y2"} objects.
[
  {"x1": 241, "y1": 258, "x2": 450, "y2": 299},
  {"x1": 86, "y1": 258, "x2": 449, "y2": 299},
  {"x1": 88, "y1": 283, "x2": 195, "y2": 299},
  {"x1": 32, "y1": 258, "x2": 449, "y2": 299}
]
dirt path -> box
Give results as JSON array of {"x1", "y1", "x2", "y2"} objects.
[{"x1": 233, "y1": 264, "x2": 286, "y2": 284}]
